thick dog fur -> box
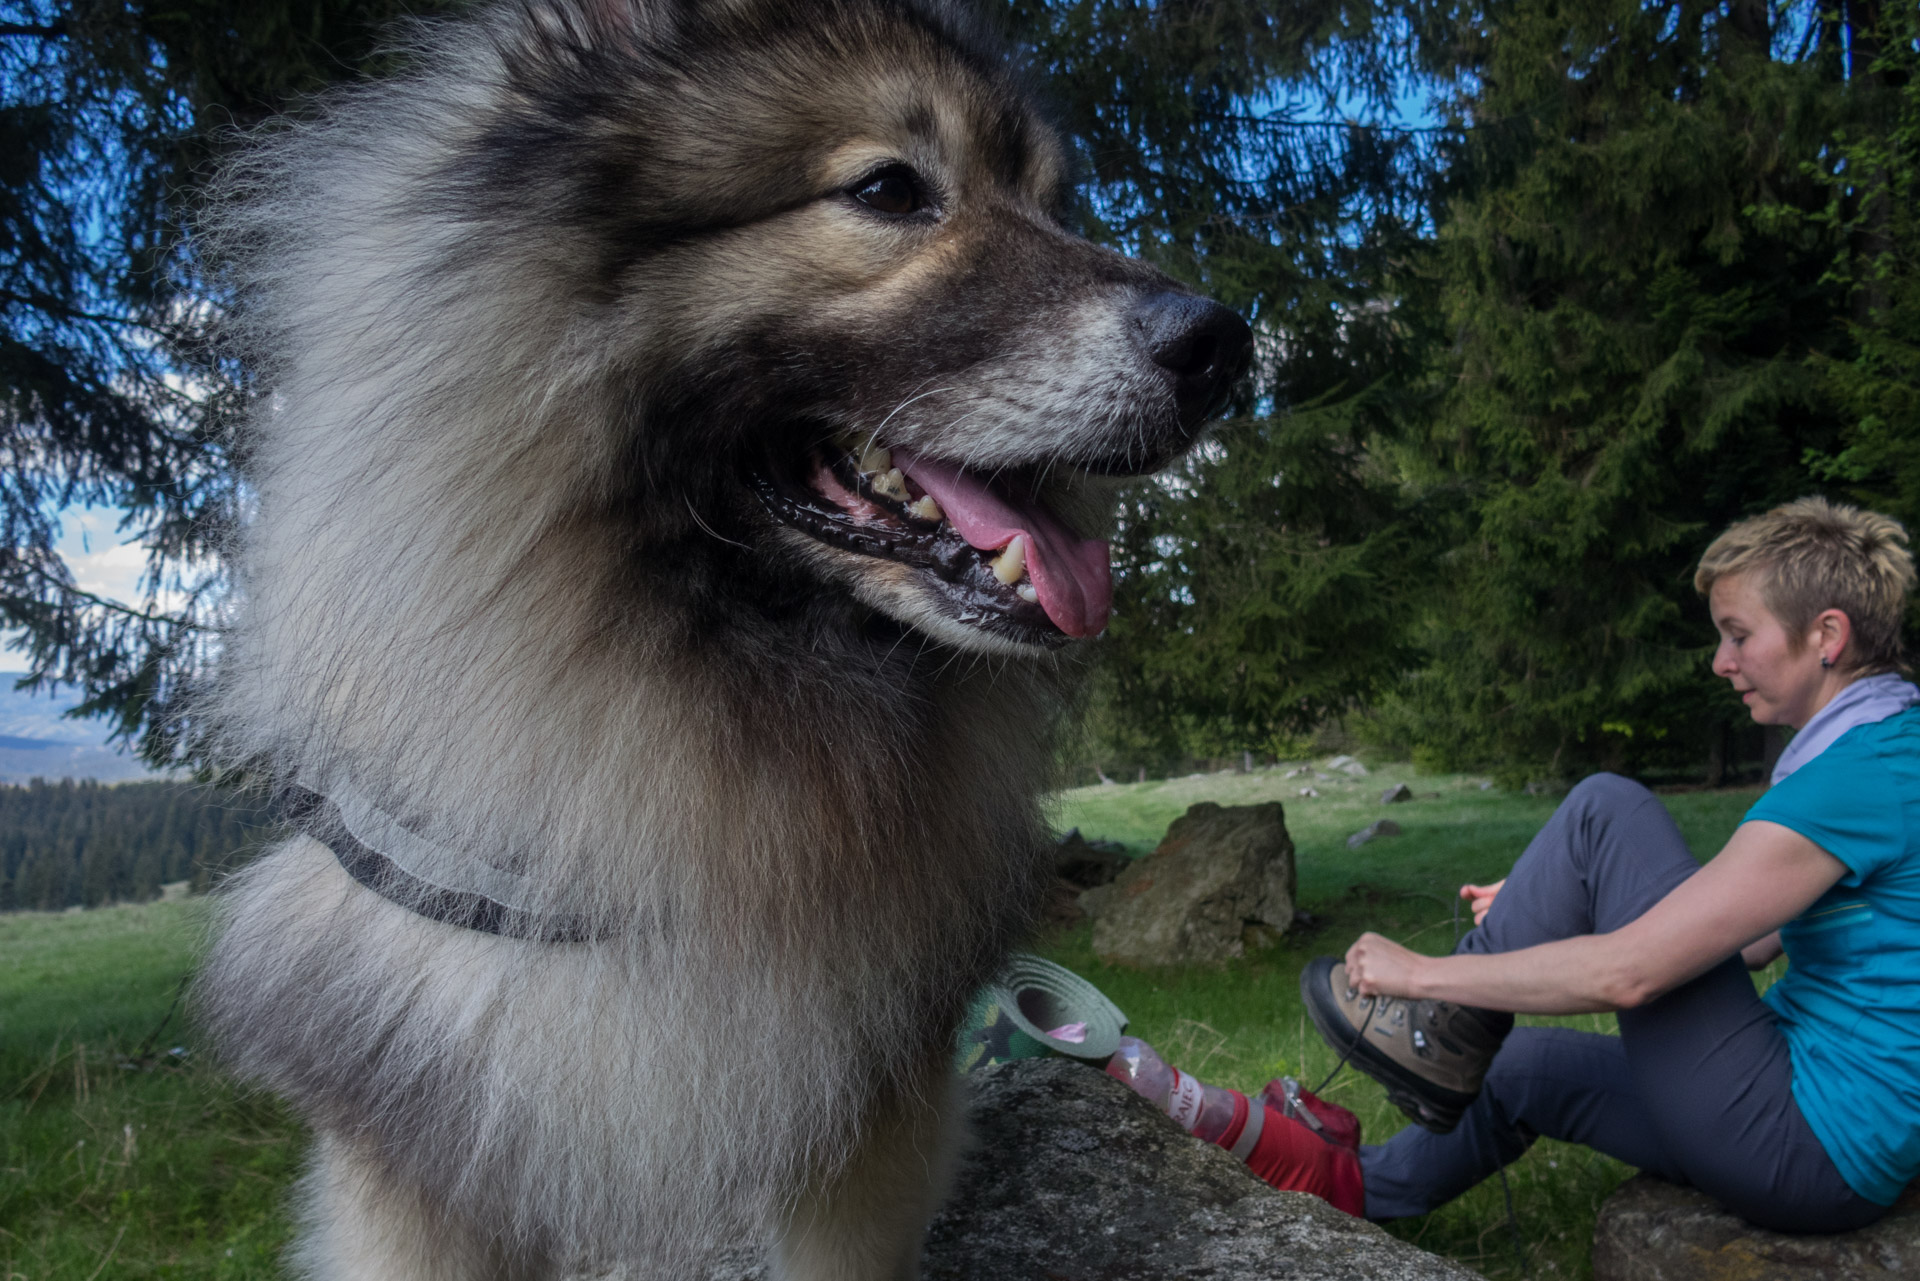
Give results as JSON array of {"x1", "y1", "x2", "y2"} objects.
[{"x1": 194, "y1": 2, "x2": 1239, "y2": 1277}]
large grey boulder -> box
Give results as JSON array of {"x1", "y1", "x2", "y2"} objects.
[
  {"x1": 1083, "y1": 801, "x2": 1296, "y2": 967},
  {"x1": 1592, "y1": 1174, "x2": 1920, "y2": 1280},
  {"x1": 698, "y1": 1058, "x2": 1481, "y2": 1281},
  {"x1": 924, "y1": 1058, "x2": 1478, "y2": 1280}
]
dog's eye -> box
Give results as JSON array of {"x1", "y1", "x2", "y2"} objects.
[{"x1": 851, "y1": 166, "x2": 925, "y2": 216}]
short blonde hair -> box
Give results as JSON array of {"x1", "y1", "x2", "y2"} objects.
[{"x1": 1695, "y1": 497, "x2": 1916, "y2": 674}]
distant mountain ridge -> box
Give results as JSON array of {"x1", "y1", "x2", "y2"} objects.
[{"x1": 0, "y1": 674, "x2": 159, "y2": 783}]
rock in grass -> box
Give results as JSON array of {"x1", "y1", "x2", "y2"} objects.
[
  {"x1": 1592, "y1": 1173, "x2": 1920, "y2": 1279},
  {"x1": 1053, "y1": 828, "x2": 1130, "y2": 890},
  {"x1": 1049, "y1": 829, "x2": 1133, "y2": 927},
  {"x1": 1381, "y1": 782, "x2": 1414, "y2": 804},
  {"x1": 1347, "y1": 818, "x2": 1403, "y2": 849},
  {"x1": 1088, "y1": 802, "x2": 1296, "y2": 966},
  {"x1": 699, "y1": 1059, "x2": 1481, "y2": 1281}
]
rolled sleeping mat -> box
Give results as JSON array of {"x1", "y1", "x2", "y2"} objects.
[{"x1": 956, "y1": 953, "x2": 1128, "y2": 1074}]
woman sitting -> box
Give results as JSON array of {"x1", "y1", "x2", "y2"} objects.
[{"x1": 1295, "y1": 497, "x2": 1918, "y2": 1232}]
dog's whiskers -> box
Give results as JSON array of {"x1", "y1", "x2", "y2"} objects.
[{"x1": 685, "y1": 498, "x2": 751, "y2": 551}]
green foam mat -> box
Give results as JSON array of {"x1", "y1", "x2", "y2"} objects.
[{"x1": 956, "y1": 953, "x2": 1128, "y2": 1074}]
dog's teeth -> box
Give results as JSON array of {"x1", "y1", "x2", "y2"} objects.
[
  {"x1": 990, "y1": 535, "x2": 1026, "y2": 585},
  {"x1": 858, "y1": 444, "x2": 894, "y2": 475},
  {"x1": 1016, "y1": 582, "x2": 1039, "y2": 604},
  {"x1": 908, "y1": 495, "x2": 943, "y2": 522},
  {"x1": 871, "y1": 468, "x2": 909, "y2": 501}
]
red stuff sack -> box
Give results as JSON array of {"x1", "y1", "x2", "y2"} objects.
[
  {"x1": 1241, "y1": 1102, "x2": 1366, "y2": 1217},
  {"x1": 1257, "y1": 1076, "x2": 1362, "y2": 1152}
]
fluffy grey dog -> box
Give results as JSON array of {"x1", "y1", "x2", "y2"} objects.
[{"x1": 195, "y1": 1, "x2": 1250, "y2": 1277}]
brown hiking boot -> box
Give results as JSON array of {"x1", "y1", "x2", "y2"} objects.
[{"x1": 1301, "y1": 955, "x2": 1512, "y2": 1133}]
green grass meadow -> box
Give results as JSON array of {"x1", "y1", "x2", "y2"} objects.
[
  {"x1": 2, "y1": 766, "x2": 1773, "y2": 1279},
  {"x1": 0, "y1": 902, "x2": 302, "y2": 1279}
]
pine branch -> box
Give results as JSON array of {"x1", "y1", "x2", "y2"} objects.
[
  {"x1": 1197, "y1": 112, "x2": 1464, "y2": 135},
  {"x1": 0, "y1": 289, "x2": 183, "y2": 340},
  {"x1": 21, "y1": 563, "x2": 212, "y2": 631}
]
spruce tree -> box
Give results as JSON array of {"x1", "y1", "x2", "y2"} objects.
[
  {"x1": 1382, "y1": 0, "x2": 1873, "y2": 778},
  {"x1": 0, "y1": 0, "x2": 463, "y2": 760},
  {"x1": 1010, "y1": 0, "x2": 1441, "y2": 769},
  {"x1": 1798, "y1": 5, "x2": 1920, "y2": 538}
]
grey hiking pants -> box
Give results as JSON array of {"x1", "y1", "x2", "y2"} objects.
[{"x1": 1359, "y1": 773, "x2": 1886, "y2": 1232}]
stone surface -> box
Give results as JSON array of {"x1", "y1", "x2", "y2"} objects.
[
  {"x1": 1380, "y1": 783, "x2": 1414, "y2": 804},
  {"x1": 697, "y1": 1058, "x2": 1481, "y2": 1281},
  {"x1": 1328, "y1": 755, "x2": 1370, "y2": 777},
  {"x1": 1346, "y1": 818, "x2": 1403, "y2": 849},
  {"x1": 1592, "y1": 1174, "x2": 1920, "y2": 1280},
  {"x1": 1086, "y1": 802, "x2": 1297, "y2": 966}
]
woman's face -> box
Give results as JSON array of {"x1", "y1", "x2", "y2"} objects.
[{"x1": 1709, "y1": 572, "x2": 1831, "y2": 728}]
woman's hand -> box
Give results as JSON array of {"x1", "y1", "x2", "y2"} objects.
[
  {"x1": 1344, "y1": 932, "x2": 1426, "y2": 999},
  {"x1": 1459, "y1": 879, "x2": 1506, "y2": 927}
]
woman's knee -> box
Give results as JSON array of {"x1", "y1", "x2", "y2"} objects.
[
  {"x1": 1565, "y1": 772, "x2": 1655, "y2": 813},
  {"x1": 1558, "y1": 773, "x2": 1675, "y2": 872}
]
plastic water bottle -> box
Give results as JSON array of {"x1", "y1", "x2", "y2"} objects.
[
  {"x1": 1103, "y1": 1035, "x2": 1368, "y2": 1216},
  {"x1": 1104, "y1": 1035, "x2": 1244, "y2": 1144}
]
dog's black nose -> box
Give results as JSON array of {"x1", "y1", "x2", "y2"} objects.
[{"x1": 1133, "y1": 292, "x2": 1254, "y2": 428}]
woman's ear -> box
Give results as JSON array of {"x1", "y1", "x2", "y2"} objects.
[{"x1": 1813, "y1": 608, "x2": 1853, "y2": 669}]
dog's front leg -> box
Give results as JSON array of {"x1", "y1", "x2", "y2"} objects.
[
  {"x1": 772, "y1": 1066, "x2": 960, "y2": 1281},
  {"x1": 293, "y1": 1132, "x2": 550, "y2": 1281}
]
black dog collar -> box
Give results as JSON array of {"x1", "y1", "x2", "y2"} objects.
[{"x1": 281, "y1": 783, "x2": 596, "y2": 943}]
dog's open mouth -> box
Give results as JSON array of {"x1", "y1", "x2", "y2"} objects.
[{"x1": 753, "y1": 433, "x2": 1111, "y2": 646}]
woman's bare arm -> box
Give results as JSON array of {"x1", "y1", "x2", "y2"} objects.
[
  {"x1": 1741, "y1": 931, "x2": 1784, "y2": 970},
  {"x1": 1343, "y1": 821, "x2": 1843, "y2": 1014}
]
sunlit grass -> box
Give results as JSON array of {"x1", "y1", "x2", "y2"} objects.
[{"x1": 0, "y1": 902, "x2": 303, "y2": 1280}]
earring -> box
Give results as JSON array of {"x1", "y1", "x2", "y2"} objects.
[{"x1": 1821, "y1": 655, "x2": 1833, "y2": 669}]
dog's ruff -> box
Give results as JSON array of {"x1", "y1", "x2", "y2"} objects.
[{"x1": 192, "y1": 1, "x2": 1247, "y2": 1277}]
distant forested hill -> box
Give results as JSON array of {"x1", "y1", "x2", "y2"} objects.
[
  {"x1": 0, "y1": 781, "x2": 277, "y2": 911},
  {"x1": 0, "y1": 675, "x2": 161, "y2": 784}
]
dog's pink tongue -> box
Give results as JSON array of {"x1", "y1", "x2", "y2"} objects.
[{"x1": 892, "y1": 449, "x2": 1111, "y2": 638}]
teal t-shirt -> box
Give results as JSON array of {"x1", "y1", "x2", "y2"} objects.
[{"x1": 1747, "y1": 705, "x2": 1920, "y2": 1205}]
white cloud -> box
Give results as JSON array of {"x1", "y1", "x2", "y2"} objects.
[
  {"x1": 4, "y1": 505, "x2": 185, "y2": 660},
  {"x1": 60, "y1": 505, "x2": 177, "y2": 606}
]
